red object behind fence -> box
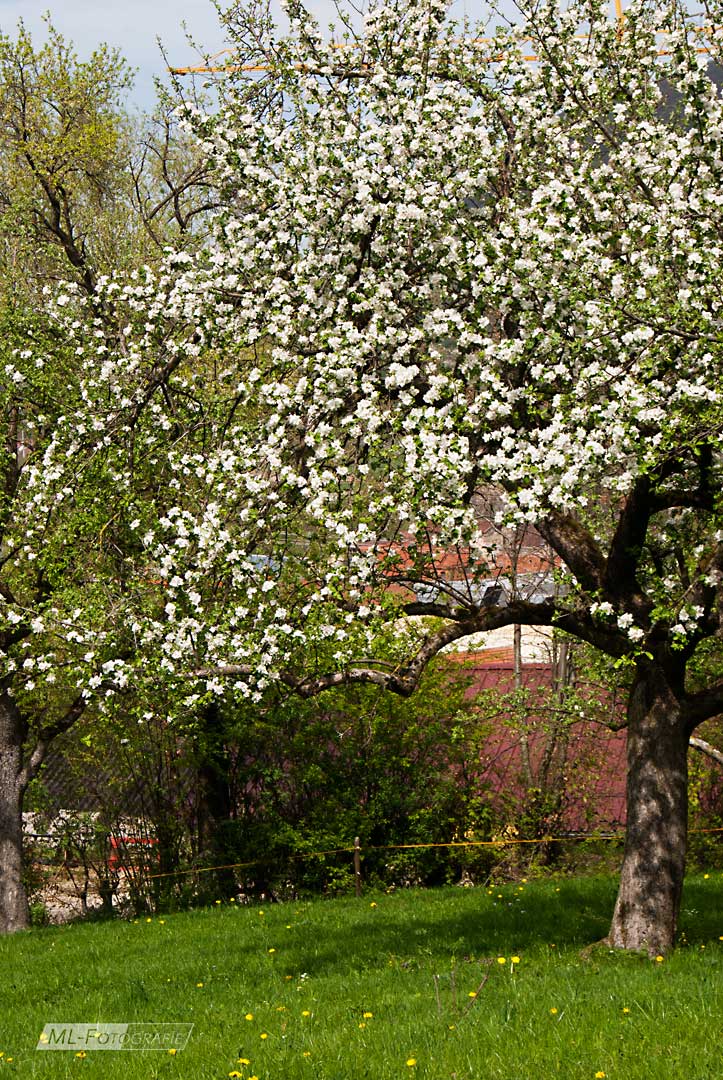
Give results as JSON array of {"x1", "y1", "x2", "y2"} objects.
[{"x1": 107, "y1": 835, "x2": 158, "y2": 872}]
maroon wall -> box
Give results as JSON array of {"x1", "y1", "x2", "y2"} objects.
[{"x1": 457, "y1": 658, "x2": 627, "y2": 833}]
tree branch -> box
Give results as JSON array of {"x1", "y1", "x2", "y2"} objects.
[
  {"x1": 536, "y1": 511, "x2": 605, "y2": 593},
  {"x1": 603, "y1": 475, "x2": 651, "y2": 602},
  {"x1": 690, "y1": 736, "x2": 723, "y2": 768},
  {"x1": 193, "y1": 596, "x2": 634, "y2": 699},
  {"x1": 685, "y1": 682, "x2": 723, "y2": 727},
  {"x1": 20, "y1": 694, "x2": 88, "y2": 788}
]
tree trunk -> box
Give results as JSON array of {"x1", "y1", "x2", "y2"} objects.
[
  {"x1": 195, "y1": 702, "x2": 238, "y2": 901},
  {"x1": 0, "y1": 692, "x2": 30, "y2": 933},
  {"x1": 608, "y1": 667, "x2": 689, "y2": 956}
]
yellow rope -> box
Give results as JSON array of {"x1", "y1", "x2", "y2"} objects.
[{"x1": 139, "y1": 826, "x2": 723, "y2": 882}]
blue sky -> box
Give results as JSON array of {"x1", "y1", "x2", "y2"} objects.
[{"x1": 0, "y1": 1, "x2": 347, "y2": 111}]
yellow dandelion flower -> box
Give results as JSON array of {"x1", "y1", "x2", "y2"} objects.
[
  {"x1": 655, "y1": 955, "x2": 664, "y2": 963},
  {"x1": 276, "y1": 1006, "x2": 286, "y2": 1012},
  {"x1": 550, "y1": 1007, "x2": 558, "y2": 1015},
  {"x1": 511, "y1": 956, "x2": 520, "y2": 964},
  {"x1": 370, "y1": 901, "x2": 377, "y2": 908},
  {"x1": 260, "y1": 1032, "x2": 269, "y2": 1040},
  {"x1": 363, "y1": 1011, "x2": 373, "y2": 1018},
  {"x1": 622, "y1": 1007, "x2": 630, "y2": 1014},
  {"x1": 497, "y1": 956, "x2": 506, "y2": 965},
  {"x1": 704, "y1": 874, "x2": 710, "y2": 880},
  {"x1": 448, "y1": 1024, "x2": 456, "y2": 1030},
  {"x1": 196, "y1": 982, "x2": 204, "y2": 987},
  {"x1": 285, "y1": 975, "x2": 293, "y2": 980},
  {"x1": 215, "y1": 900, "x2": 222, "y2": 905},
  {"x1": 250, "y1": 1075, "x2": 260, "y2": 1080},
  {"x1": 301, "y1": 1010, "x2": 311, "y2": 1017},
  {"x1": 595, "y1": 1072, "x2": 606, "y2": 1079},
  {"x1": 229, "y1": 1072, "x2": 242, "y2": 1078},
  {"x1": 245, "y1": 1014, "x2": 254, "y2": 1021},
  {"x1": 358, "y1": 1023, "x2": 366, "y2": 1029},
  {"x1": 146, "y1": 917, "x2": 152, "y2": 923},
  {"x1": 75, "y1": 1051, "x2": 87, "y2": 1059},
  {"x1": 258, "y1": 910, "x2": 264, "y2": 916},
  {"x1": 303, "y1": 1050, "x2": 311, "y2": 1057},
  {"x1": 468, "y1": 991, "x2": 477, "y2": 998},
  {"x1": 159, "y1": 919, "x2": 165, "y2": 925},
  {"x1": 237, "y1": 1058, "x2": 251, "y2": 1065},
  {"x1": 168, "y1": 1048, "x2": 177, "y2": 1056},
  {"x1": 230, "y1": 897, "x2": 236, "y2": 902},
  {"x1": 406, "y1": 1058, "x2": 417, "y2": 1067},
  {"x1": 268, "y1": 948, "x2": 276, "y2": 954}
]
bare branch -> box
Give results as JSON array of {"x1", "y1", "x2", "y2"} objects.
[{"x1": 20, "y1": 694, "x2": 88, "y2": 787}]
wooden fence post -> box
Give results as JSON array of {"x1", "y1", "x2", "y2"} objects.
[{"x1": 354, "y1": 836, "x2": 362, "y2": 897}]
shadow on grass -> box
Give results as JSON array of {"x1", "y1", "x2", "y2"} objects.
[
  {"x1": 678, "y1": 877, "x2": 723, "y2": 943},
  {"x1": 14, "y1": 874, "x2": 722, "y2": 984},
  {"x1": 278, "y1": 877, "x2": 623, "y2": 976},
  {"x1": 276, "y1": 875, "x2": 723, "y2": 976}
]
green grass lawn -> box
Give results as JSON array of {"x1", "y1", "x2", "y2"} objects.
[{"x1": 1, "y1": 874, "x2": 722, "y2": 1079}]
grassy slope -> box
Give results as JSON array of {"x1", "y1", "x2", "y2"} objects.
[{"x1": 0, "y1": 874, "x2": 722, "y2": 1079}]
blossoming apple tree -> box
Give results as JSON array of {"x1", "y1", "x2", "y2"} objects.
[{"x1": 6, "y1": 0, "x2": 723, "y2": 953}]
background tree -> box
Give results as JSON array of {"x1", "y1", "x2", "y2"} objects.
[
  {"x1": 0, "y1": 18, "x2": 217, "y2": 303},
  {"x1": 0, "y1": 20, "x2": 217, "y2": 932},
  {"x1": 0, "y1": 19, "x2": 134, "y2": 299}
]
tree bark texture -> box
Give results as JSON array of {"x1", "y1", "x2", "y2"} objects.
[
  {"x1": 608, "y1": 667, "x2": 690, "y2": 955},
  {"x1": 0, "y1": 692, "x2": 30, "y2": 932}
]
